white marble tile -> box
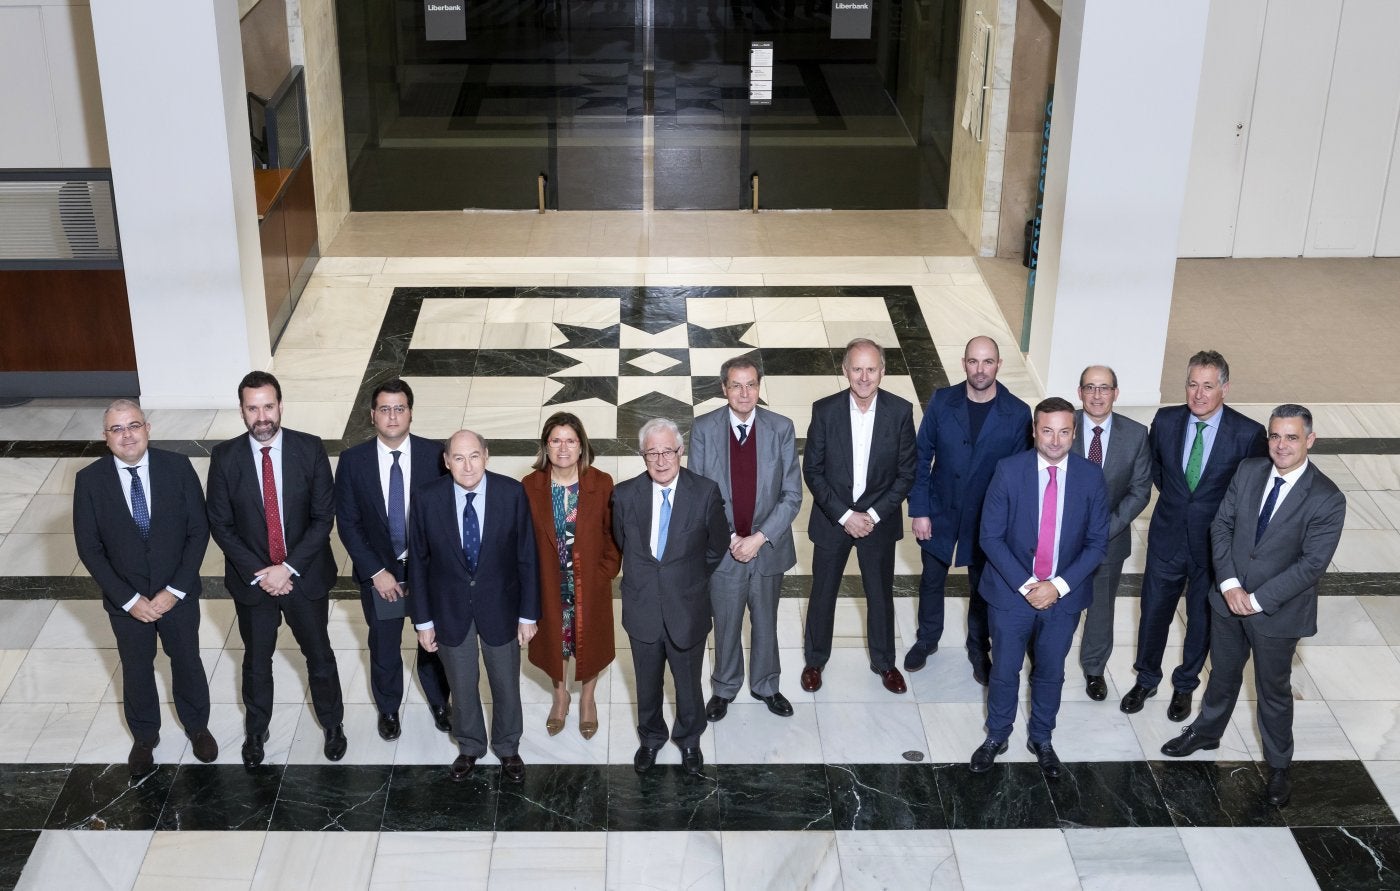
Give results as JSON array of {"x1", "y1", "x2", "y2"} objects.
[
  {"x1": 254, "y1": 832, "x2": 377, "y2": 890},
  {"x1": 1341, "y1": 455, "x2": 1400, "y2": 491},
  {"x1": 267, "y1": 402, "x2": 354, "y2": 439},
  {"x1": 134, "y1": 830, "x2": 263, "y2": 888},
  {"x1": 403, "y1": 406, "x2": 467, "y2": 439},
  {"x1": 906, "y1": 646, "x2": 993, "y2": 704},
  {"x1": 606, "y1": 831, "x2": 724, "y2": 891},
  {"x1": 206, "y1": 410, "x2": 251, "y2": 440},
  {"x1": 486, "y1": 296, "x2": 557, "y2": 322},
  {"x1": 1299, "y1": 645, "x2": 1400, "y2": 700},
  {"x1": 1359, "y1": 596, "x2": 1400, "y2": 645},
  {"x1": 749, "y1": 321, "x2": 829, "y2": 348},
  {"x1": 604, "y1": 702, "x2": 716, "y2": 767},
  {"x1": 722, "y1": 830, "x2": 841, "y2": 890},
  {"x1": 836, "y1": 829, "x2": 962, "y2": 890},
  {"x1": 817, "y1": 297, "x2": 893, "y2": 323},
  {"x1": 686, "y1": 297, "x2": 754, "y2": 325},
  {"x1": 56, "y1": 407, "x2": 106, "y2": 440},
  {"x1": 30, "y1": 600, "x2": 112, "y2": 649},
  {"x1": 951, "y1": 828, "x2": 1080, "y2": 891},
  {"x1": 1229, "y1": 699, "x2": 1357, "y2": 761},
  {"x1": 270, "y1": 349, "x2": 370, "y2": 402},
  {"x1": 1298, "y1": 596, "x2": 1388, "y2": 646},
  {"x1": 0, "y1": 532, "x2": 79, "y2": 575},
  {"x1": 919, "y1": 701, "x2": 1033, "y2": 764},
  {"x1": 711, "y1": 700, "x2": 823, "y2": 763},
  {"x1": 553, "y1": 348, "x2": 621, "y2": 377},
  {"x1": 456, "y1": 406, "x2": 548, "y2": 439},
  {"x1": 1063, "y1": 827, "x2": 1197, "y2": 891},
  {"x1": 0, "y1": 601, "x2": 53, "y2": 649},
  {"x1": 75, "y1": 701, "x2": 189, "y2": 763},
  {"x1": 286, "y1": 701, "x2": 396, "y2": 765},
  {"x1": 824, "y1": 320, "x2": 900, "y2": 349},
  {"x1": 0, "y1": 647, "x2": 26, "y2": 698},
  {"x1": 10, "y1": 494, "x2": 70, "y2": 534},
  {"x1": 399, "y1": 376, "x2": 473, "y2": 406},
  {"x1": 620, "y1": 323, "x2": 689, "y2": 350},
  {"x1": 817, "y1": 700, "x2": 929, "y2": 762},
  {"x1": 276, "y1": 287, "x2": 394, "y2": 350},
  {"x1": 481, "y1": 322, "x2": 563, "y2": 349},
  {"x1": 369, "y1": 831, "x2": 493, "y2": 889},
  {"x1": 0, "y1": 406, "x2": 76, "y2": 440},
  {"x1": 1051, "y1": 702, "x2": 1148, "y2": 761},
  {"x1": 1308, "y1": 455, "x2": 1363, "y2": 491},
  {"x1": 805, "y1": 648, "x2": 901, "y2": 703},
  {"x1": 553, "y1": 297, "x2": 621, "y2": 328},
  {"x1": 1353, "y1": 404, "x2": 1400, "y2": 438},
  {"x1": 2, "y1": 647, "x2": 119, "y2": 703},
  {"x1": 1365, "y1": 760, "x2": 1400, "y2": 813},
  {"x1": 142, "y1": 409, "x2": 216, "y2": 440},
  {"x1": 489, "y1": 832, "x2": 606, "y2": 888},
  {"x1": 315, "y1": 256, "x2": 386, "y2": 274},
  {"x1": 1330, "y1": 700, "x2": 1400, "y2": 760},
  {"x1": 517, "y1": 700, "x2": 612, "y2": 765},
  {"x1": 390, "y1": 707, "x2": 460, "y2": 765},
  {"x1": 1126, "y1": 708, "x2": 1252, "y2": 761},
  {"x1": 1178, "y1": 827, "x2": 1319, "y2": 890},
  {"x1": 617, "y1": 376, "x2": 692, "y2": 406},
  {"x1": 206, "y1": 647, "x2": 309, "y2": 705},
  {"x1": 16, "y1": 829, "x2": 151, "y2": 891},
  {"x1": 750, "y1": 296, "x2": 823, "y2": 322},
  {"x1": 0, "y1": 458, "x2": 56, "y2": 494},
  {"x1": 688, "y1": 347, "x2": 757, "y2": 377},
  {"x1": 1338, "y1": 490, "x2": 1393, "y2": 530},
  {"x1": 924, "y1": 256, "x2": 979, "y2": 273},
  {"x1": 1331, "y1": 529, "x2": 1400, "y2": 572},
  {"x1": 0, "y1": 702, "x2": 98, "y2": 761}
]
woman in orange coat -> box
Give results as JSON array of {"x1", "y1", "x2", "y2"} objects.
[{"x1": 523, "y1": 412, "x2": 622, "y2": 739}]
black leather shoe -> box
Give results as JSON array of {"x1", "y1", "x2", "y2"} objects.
[
  {"x1": 377, "y1": 712, "x2": 402, "y2": 741},
  {"x1": 1167, "y1": 689, "x2": 1194, "y2": 722},
  {"x1": 450, "y1": 753, "x2": 476, "y2": 781},
  {"x1": 633, "y1": 745, "x2": 658, "y2": 774},
  {"x1": 903, "y1": 641, "x2": 936, "y2": 672},
  {"x1": 430, "y1": 704, "x2": 452, "y2": 733},
  {"x1": 128, "y1": 735, "x2": 158, "y2": 777},
  {"x1": 241, "y1": 730, "x2": 270, "y2": 768},
  {"x1": 969, "y1": 738, "x2": 1008, "y2": 773},
  {"x1": 1160, "y1": 727, "x2": 1220, "y2": 757},
  {"x1": 1119, "y1": 684, "x2": 1157, "y2": 714},
  {"x1": 189, "y1": 729, "x2": 218, "y2": 764},
  {"x1": 1085, "y1": 675, "x2": 1108, "y2": 701},
  {"x1": 705, "y1": 695, "x2": 732, "y2": 722},
  {"x1": 969, "y1": 653, "x2": 991, "y2": 687},
  {"x1": 1027, "y1": 740, "x2": 1063, "y2": 778},
  {"x1": 681, "y1": 746, "x2": 704, "y2": 776},
  {"x1": 751, "y1": 690, "x2": 794, "y2": 717},
  {"x1": 1266, "y1": 767, "x2": 1291, "y2": 807},
  {"x1": 501, "y1": 754, "x2": 525, "y2": 783},
  {"x1": 323, "y1": 724, "x2": 348, "y2": 761}
]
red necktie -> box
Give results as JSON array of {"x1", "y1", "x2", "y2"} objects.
[
  {"x1": 1034, "y1": 466, "x2": 1058, "y2": 580},
  {"x1": 1088, "y1": 426, "x2": 1103, "y2": 465},
  {"x1": 261, "y1": 446, "x2": 287, "y2": 564}
]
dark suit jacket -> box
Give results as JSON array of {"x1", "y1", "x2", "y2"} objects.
[
  {"x1": 73, "y1": 448, "x2": 209, "y2": 616},
  {"x1": 979, "y1": 449, "x2": 1110, "y2": 613},
  {"x1": 206, "y1": 428, "x2": 337, "y2": 605},
  {"x1": 1210, "y1": 458, "x2": 1346, "y2": 638},
  {"x1": 909, "y1": 381, "x2": 1031, "y2": 565},
  {"x1": 1074, "y1": 410, "x2": 1152, "y2": 564},
  {"x1": 804, "y1": 388, "x2": 917, "y2": 549},
  {"x1": 334, "y1": 433, "x2": 446, "y2": 586},
  {"x1": 1146, "y1": 404, "x2": 1268, "y2": 568},
  {"x1": 407, "y1": 470, "x2": 540, "y2": 648},
  {"x1": 611, "y1": 467, "x2": 729, "y2": 649}
]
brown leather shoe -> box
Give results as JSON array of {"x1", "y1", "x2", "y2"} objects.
[
  {"x1": 128, "y1": 735, "x2": 158, "y2": 777},
  {"x1": 874, "y1": 667, "x2": 907, "y2": 695},
  {"x1": 800, "y1": 665, "x2": 823, "y2": 692},
  {"x1": 450, "y1": 754, "x2": 477, "y2": 781},
  {"x1": 189, "y1": 729, "x2": 218, "y2": 764}
]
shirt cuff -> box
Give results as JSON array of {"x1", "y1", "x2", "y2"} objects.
[
  {"x1": 839, "y1": 509, "x2": 854, "y2": 525},
  {"x1": 1220, "y1": 577, "x2": 1242, "y2": 595},
  {"x1": 1248, "y1": 593, "x2": 1263, "y2": 613},
  {"x1": 1050, "y1": 577, "x2": 1069, "y2": 597},
  {"x1": 414, "y1": 621, "x2": 434, "y2": 631},
  {"x1": 284, "y1": 562, "x2": 299, "y2": 577},
  {"x1": 867, "y1": 508, "x2": 881, "y2": 525},
  {"x1": 1019, "y1": 577, "x2": 1038, "y2": 597},
  {"x1": 166, "y1": 587, "x2": 188, "y2": 600},
  {"x1": 518, "y1": 618, "x2": 536, "y2": 625},
  {"x1": 122, "y1": 593, "x2": 140, "y2": 611}
]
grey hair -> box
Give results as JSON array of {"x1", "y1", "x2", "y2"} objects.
[
  {"x1": 637, "y1": 417, "x2": 683, "y2": 452},
  {"x1": 1186, "y1": 350, "x2": 1230, "y2": 386},
  {"x1": 1270, "y1": 403, "x2": 1313, "y2": 436},
  {"x1": 102, "y1": 398, "x2": 145, "y2": 425},
  {"x1": 842, "y1": 338, "x2": 886, "y2": 370}
]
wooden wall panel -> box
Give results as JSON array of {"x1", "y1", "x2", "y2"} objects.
[{"x1": 0, "y1": 269, "x2": 135, "y2": 371}]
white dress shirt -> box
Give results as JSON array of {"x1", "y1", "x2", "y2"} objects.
[
  {"x1": 1020, "y1": 453, "x2": 1071, "y2": 599},
  {"x1": 729, "y1": 408, "x2": 755, "y2": 441},
  {"x1": 841, "y1": 393, "x2": 881, "y2": 526},
  {"x1": 1219, "y1": 458, "x2": 1310, "y2": 612},
  {"x1": 113, "y1": 453, "x2": 187, "y2": 611}
]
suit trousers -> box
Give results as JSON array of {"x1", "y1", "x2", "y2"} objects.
[
  {"x1": 1133, "y1": 549, "x2": 1213, "y2": 692},
  {"x1": 709, "y1": 562, "x2": 782, "y2": 698},
  {"x1": 986, "y1": 601, "x2": 1081, "y2": 744},
  {"x1": 804, "y1": 536, "x2": 896, "y2": 671},
  {"x1": 916, "y1": 551, "x2": 987, "y2": 660},
  {"x1": 1191, "y1": 612, "x2": 1299, "y2": 769},
  {"x1": 436, "y1": 621, "x2": 522, "y2": 758},
  {"x1": 631, "y1": 629, "x2": 706, "y2": 749},
  {"x1": 358, "y1": 584, "x2": 450, "y2": 714},
  {"x1": 108, "y1": 597, "x2": 209, "y2": 742},
  {"x1": 1078, "y1": 557, "x2": 1125, "y2": 676},
  {"x1": 235, "y1": 592, "x2": 344, "y2": 735}
]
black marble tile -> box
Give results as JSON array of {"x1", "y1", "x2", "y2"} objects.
[
  {"x1": 1278, "y1": 761, "x2": 1397, "y2": 828},
  {"x1": 0, "y1": 831, "x2": 41, "y2": 891},
  {"x1": 400, "y1": 349, "x2": 479, "y2": 377},
  {"x1": 495, "y1": 764, "x2": 608, "y2": 832},
  {"x1": 1319, "y1": 573, "x2": 1400, "y2": 597},
  {"x1": 616, "y1": 393, "x2": 695, "y2": 443},
  {"x1": 735, "y1": 286, "x2": 836, "y2": 300},
  {"x1": 554, "y1": 323, "x2": 620, "y2": 349},
  {"x1": 619, "y1": 349, "x2": 690, "y2": 376},
  {"x1": 1293, "y1": 826, "x2": 1400, "y2": 890},
  {"x1": 156, "y1": 764, "x2": 282, "y2": 831},
  {"x1": 606, "y1": 765, "x2": 720, "y2": 831},
  {"x1": 1048, "y1": 761, "x2": 1173, "y2": 829},
  {"x1": 619, "y1": 291, "x2": 690, "y2": 333},
  {"x1": 381, "y1": 764, "x2": 497, "y2": 832},
  {"x1": 0, "y1": 765, "x2": 69, "y2": 830},
  {"x1": 690, "y1": 376, "x2": 724, "y2": 406},
  {"x1": 687, "y1": 323, "x2": 757, "y2": 348},
  {"x1": 1150, "y1": 760, "x2": 1284, "y2": 828},
  {"x1": 934, "y1": 762, "x2": 1059, "y2": 830},
  {"x1": 756, "y1": 348, "x2": 840, "y2": 376},
  {"x1": 718, "y1": 763, "x2": 832, "y2": 831},
  {"x1": 476, "y1": 350, "x2": 581, "y2": 377},
  {"x1": 270, "y1": 764, "x2": 392, "y2": 831},
  {"x1": 546, "y1": 377, "x2": 619, "y2": 406},
  {"x1": 394, "y1": 286, "x2": 466, "y2": 301},
  {"x1": 46, "y1": 763, "x2": 176, "y2": 831},
  {"x1": 1314, "y1": 438, "x2": 1400, "y2": 455},
  {"x1": 827, "y1": 763, "x2": 946, "y2": 830}
]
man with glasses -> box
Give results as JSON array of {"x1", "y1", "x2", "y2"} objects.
[
  {"x1": 335, "y1": 379, "x2": 452, "y2": 742},
  {"x1": 1074, "y1": 366, "x2": 1151, "y2": 702},
  {"x1": 688, "y1": 357, "x2": 803, "y2": 721},
  {"x1": 612, "y1": 418, "x2": 729, "y2": 775},
  {"x1": 73, "y1": 399, "x2": 217, "y2": 776}
]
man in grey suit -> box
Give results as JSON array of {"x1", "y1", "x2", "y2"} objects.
[
  {"x1": 612, "y1": 418, "x2": 730, "y2": 775},
  {"x1": 1074, "y1": 366, "x2": 1152, "y2": 702},
  {"x1": 688, "y1": 357, "x2": 803, "y2": 721},
  {"x1": 1161, "y1": 404, "x2": 1346, "y2": 807}
]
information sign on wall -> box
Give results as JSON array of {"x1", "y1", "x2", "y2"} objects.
[
  {"x1": 831, "y1": 1, "x2": 873, "y2": 39},
  {"x1": 750, "y1": 42, "x2": 773, "y2": 106},
  {"x1": 425, "y1": 1, "x2": 466, "y2": 41}
]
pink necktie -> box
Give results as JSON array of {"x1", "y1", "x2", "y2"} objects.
[{"x1": 1034, "y1": 466, "x2": 1057, "y2": 580}]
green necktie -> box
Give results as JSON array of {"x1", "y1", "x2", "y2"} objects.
[{"x1": 1185, "y1": 421, "x2": 1207, "y2": 491}]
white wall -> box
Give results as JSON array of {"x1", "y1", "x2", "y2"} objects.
[{"x1": 0, "y1": 1, "x2": 108, "y2": 167}]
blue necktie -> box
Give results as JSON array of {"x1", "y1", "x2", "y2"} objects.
[
  {"x1": 737, "y1": 423, "x2": 749, "y2": 445},
  {"x1": 388, "y1": 450, "x2": 407, "y2": 557},
  {"x1": 127, "y1": 467, "x2": 150, "y2": 540},
  {"x1": 657, "y1": 488, "x2": 672, "y2": 559},
  {"x1": 462, "y1": 491, "x2": 480, "y2": 574},
  {"x1": 1255, "y1": 476, "x2": 1286, "y2": 544}
]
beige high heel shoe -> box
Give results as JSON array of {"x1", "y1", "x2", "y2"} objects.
[
  {"x1": 546, "y1": 696, "x2": 570, "y2": 736},
  {"x1": 578, "y1": 700, "x2": 598, "y2": 740}
]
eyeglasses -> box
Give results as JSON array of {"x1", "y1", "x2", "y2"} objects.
[
  {"x1": 641, "y1": 448, "x2": 680, "y2": 463},
  {"x1": 374, "y1": 405, "x2": 409, "y2": 416},
  {"x1": 548, "y1": 438, "x2": 578, "y2": 449},
  {"x1": 1079, "y1": 385, "x2": 1114, "y2": 395},
  {"x1": 105, "y1": 422, "x2": 147, "y2": 435},
  {"x1": 725, "y1": 382, "x2": 759, "y2": 393}
]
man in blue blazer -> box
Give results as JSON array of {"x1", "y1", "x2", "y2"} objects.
[
  {"x1": 335, "y1": 379, "x2": 452, "y2": 742},
  {"x1": 409, "y1": 429, "x2": 540, "y2": 783},
  {"x1": 906, "y1": 336, "x2": 1030, "y2": 684},
  {"x1": 1121, "y1": 351, "x2": 1267, "y2": 722},
  {"x1": 970, "y1": 397, "x2": 1108, "y2": 777}
]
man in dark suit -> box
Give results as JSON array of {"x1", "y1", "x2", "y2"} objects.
[
  {"x1": 687, "y1": 357, "x2": 803, "y2": 721},
  {"x1": 334, "y1": 379, "x2": 452, "y2": 742},
  {"x1": 1122, "y1": 350, "x2": 1267, "y2": 722},
  {"x1": 206, "y1": 371, "x2": 347, "y2": 767},
  {"x1": 73, "y1": 399, "x2": 217, "y2": 776},
  {"x1": 1162, "y1": 404, "x2": 1345, "y2": 806},
  {"x1": 409, "y1": 429, "x2": 539, "y2": 783},
  {"x1": 971, "y1": 397, "x2": 1108, "y2": 776},
  {"x1": 906, "y1": 335, "x2": 1030, "y2": 683},
  {"x1": 612, "y1": 417, "x2": 729, "y2": 775},
  {"x1": 1074, "y1": 366, "x2": 1152, "y2": 701},
  {"x1": 801, "y1": 338, "x2": 917, "y2": 696}
]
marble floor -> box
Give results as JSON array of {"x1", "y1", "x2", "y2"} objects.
[{"x1": 2, "y1": 230, "x2": 1399, "y2": 888}]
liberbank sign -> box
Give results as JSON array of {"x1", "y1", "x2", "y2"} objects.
[
  {"x1": 831, "y1": 0, "x2": 873, "y2": 39},
  {"x1": 425, "y1": 0, "x2": 466, "y2": 41}
]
